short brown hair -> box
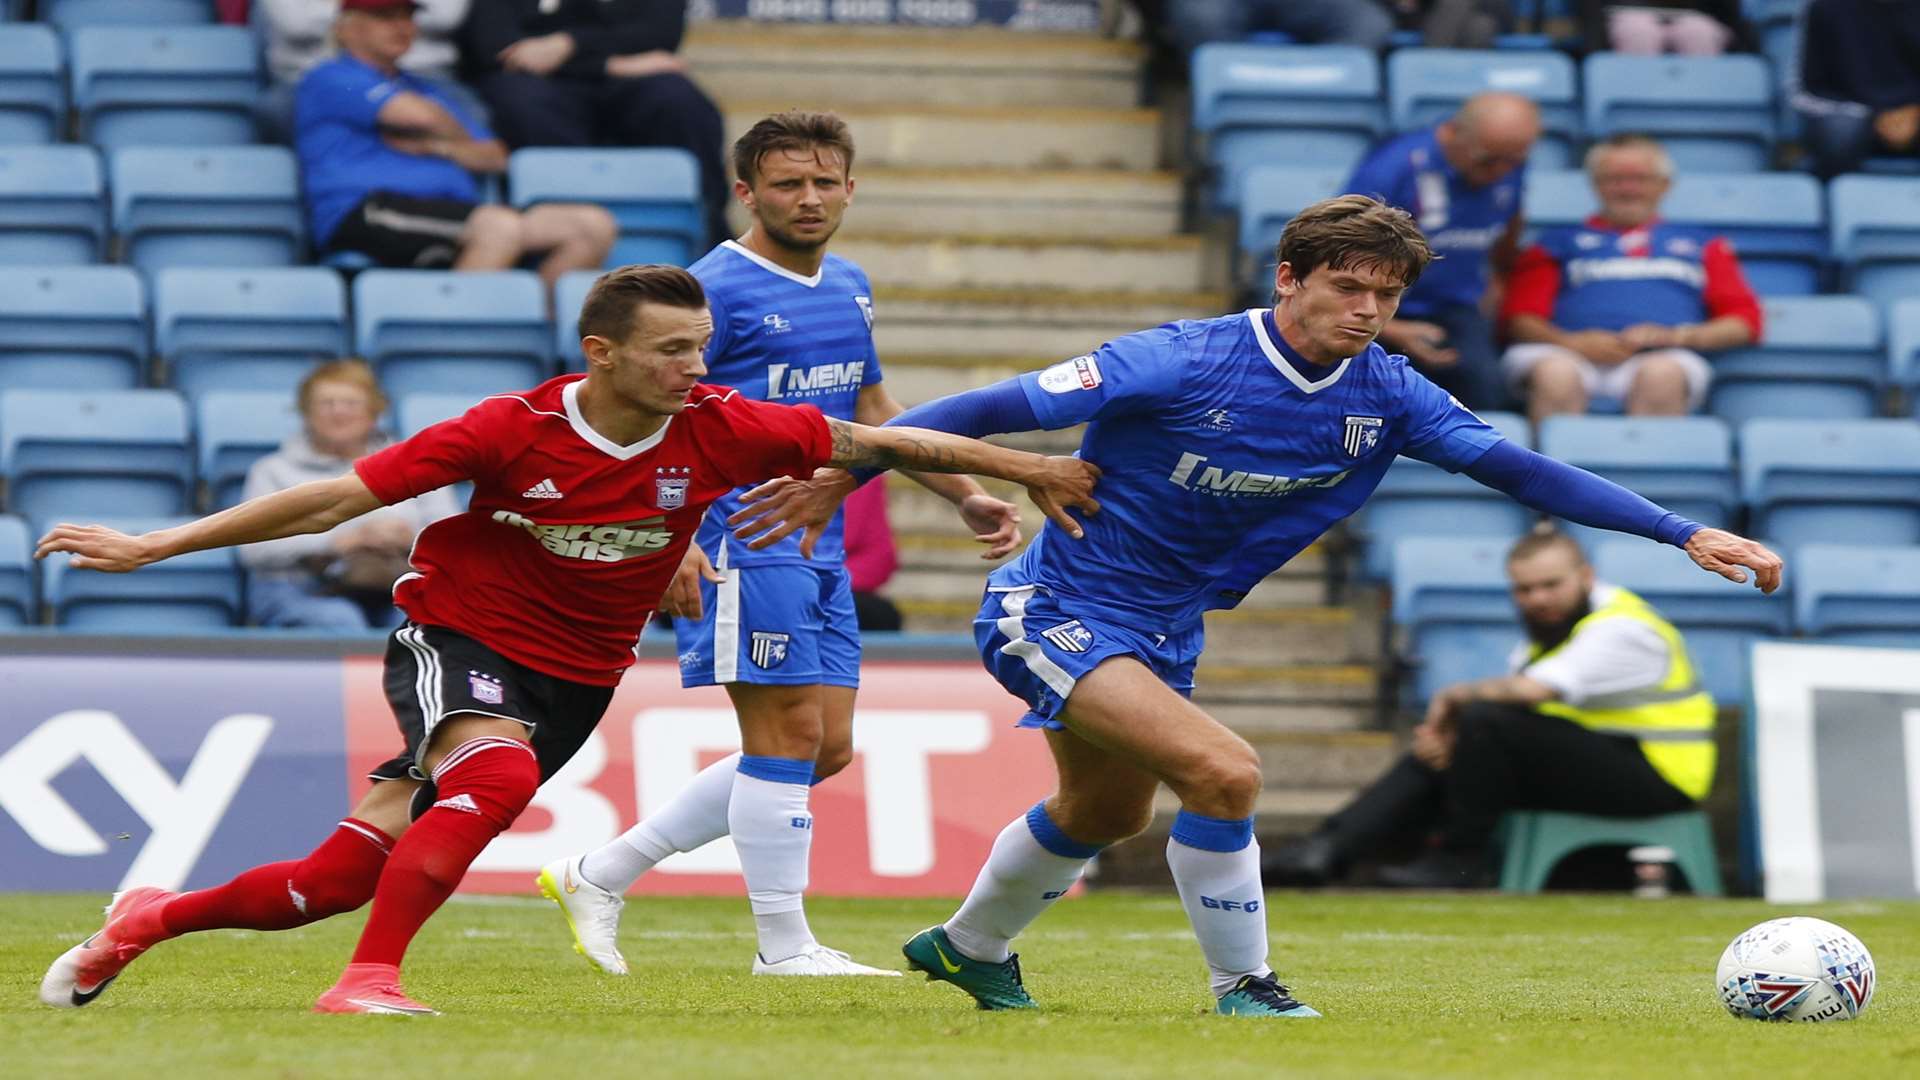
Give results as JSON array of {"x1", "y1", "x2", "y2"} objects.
[
  {"x1": 732, "y1": 110, "x2": 855, "y2": 187},
  {"x1": 298, "y1": 357, "x2": 386, "y2": 417},
  {"x1": 1276, "y1": 194, "x2": 1433, "y2": 288},
  {"x1": 577, "y1": 264, "x2": 707, "y2": 343},
  {"x1": 1507, "y1": 525, "x2": 1588, "y2": 567}
]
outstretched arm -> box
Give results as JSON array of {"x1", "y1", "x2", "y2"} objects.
[
  {"x1": 36, "y1": 473, "x2": 385, "y2": 572},
  {"x1": 855, "y1": 382, "x2": 1022, "y2": 559}
]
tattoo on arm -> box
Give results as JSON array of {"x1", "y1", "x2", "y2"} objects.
[{"x1": 826, "y1": 418, "x2": 969, "y2": 474}]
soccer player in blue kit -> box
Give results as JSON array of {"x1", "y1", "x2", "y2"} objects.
[
  {"x1": 731, "y1": 195, "x2": 1782, "y2": 1017},
  {"x1": 541, "y1": 112, "x2": 1022, "y2": 977}
]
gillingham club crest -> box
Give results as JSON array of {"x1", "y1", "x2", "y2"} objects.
[
  {"x1": 655, "y1": 466, "x2": 691, "y2": 510},
  {"x1": 750, "y1": 631, "x2": 790, "y2": 669},
  {"x1": 1342, "y1": 415, "x2": 1383, "y2": 457}
]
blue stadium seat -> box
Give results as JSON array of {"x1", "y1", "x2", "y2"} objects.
[
  {"x1": 1591, "y1": 539, "x2": 1789, "y2": 705},
  {"x1": 195, "y1": 390, "x2": 301, "y2": 510},
  {"x1": 110, "y1": 146, "x2": 303, "y2": 269},
  {"x1": 155, "y1": 267, "x2": 348, "y2": 401},
  {"x1": 1540, "y1": 416, "x2": 1736, "y2": 556},
  {"x1": 1521, "y1": 169, "x2": 1590, "y2": 230},
  {"x1": 0, "y1": 266, "x2": 145, "y2": 390},
  {"x1": 1659, "y1": 172, "x2": 1825, "y2": 296},
  {"x1": 1829, "y1": 174, "x2": 1920, "y2": 309},
  {"x1": 1887, "y1": 298, "x2": 1920, "y2": 417},
  {"x1": 43, "y1": 515, "x2": 239, "y2": 629},
  {"x1": 554, "y1": 268, "x2": 595, "y2": 371},
  {"x1": 1708, "y1": 296, "x2": 1882, "y2": 424},
  {"x1": 397, "y1": 391, "x2": 485, "y2": 439},
  {"x1": 352, "y1": 270, "x2": 552, "y2": 398},
  {"x1": 0, "y1": 513, "x2": 34, "y2": 626},
  {"x1": 70, "y1": 25, "x2": 258, "y2": 150},
  {"x1": 1391, "y1": 536, "x2": 1522, "y2": 703},
  {"x1": 0, "y1": 23, "x2": 63, "y2": 144},
  {"x1": 1740, "y1": 419, "x2": 1920, "y2": 553},
  {"x1": 0, "y1": 388, "x2": 192, "y2": 522},
  {"x1": 0, "y1": 144, "x2": 106, "y2": 264},
  {"x1": 1794, "y1": 543, "x2": 1920, "y2": 648},
  {"x1": 509, "y1": 147, "x2": 700, "y2": 267},
  {"x1": 1355, "y1": 410, "x2": 1534, "y2": 581},
  {"x1": 1386, "y1": 48, "x2": 1579, "y2": 168},
  {"x1": 1191, "y1": 44, "x2": 1383, "y2": 209},
  {"x1": 46, "y1": 0, "x2": 212, "y2": 29},
  {"x1": 1236, "y1": 165, "x2": 1345, "y2": 288},
  {"x1": 1582, "y1": 54, "x2": 1775, "y2": 172}
]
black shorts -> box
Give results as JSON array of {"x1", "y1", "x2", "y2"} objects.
[
  {"x1": 369, "y1": 623, "x2": 615, "y2": 785},
  {"x1": 326, "y1": 192, "x2": 474, "y2": 269}
]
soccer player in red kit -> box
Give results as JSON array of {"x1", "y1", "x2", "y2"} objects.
[{"x1": 35, "y1": 264, "x2": 1100, "y2": 1016}]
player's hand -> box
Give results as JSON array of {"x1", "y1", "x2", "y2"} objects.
[
  {"x1": 728, "y1": 468, "x2": 859, "y2": 559},
  {"x1": 35, "y1": 523, "x2": 158, "y2": 573},
  {"x1": 957, "y1": 493, "x2": 1023, "y2": 560},
  {"x1": 499, "y1": 32, "x2": 576, "y2": 77},
  {"x1": 605, "y1": 50, "x2": 687, "y2": 79},
  {"x1": 1016, "y1": 456, "x2": 1101, "y2": 540},
  {"x1": 659, "y1": 544, "x2": 724, "y2": 620},
  {"x1": 1683, "y1": 528, "x2": 1783, "y2": 593},
  {"x1": 1565, "y1": 330, "x2": 1635, "y2": 366},
  {"x1": 1392, "y1": 320, "x2": 1461, "y2": 370}
]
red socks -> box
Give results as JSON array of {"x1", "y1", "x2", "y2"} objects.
[
  {"x1": 350, "y1": 737, "x2": 539, "y2": 968},
  {"x1": 160, "y1": 818, "x2": 394, "y2": 937}
]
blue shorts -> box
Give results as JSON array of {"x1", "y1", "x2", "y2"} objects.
[
  {"x1": 675, "y1": 561, "x2": 861, "y2": 688},
  {"x1": 974, "y1": 582, "x2": 1203, "y2": 730}
]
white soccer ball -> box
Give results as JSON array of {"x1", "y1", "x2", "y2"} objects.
[{"x1": 1716, "y1": 916, "x2": 1876, "y2": 1022}]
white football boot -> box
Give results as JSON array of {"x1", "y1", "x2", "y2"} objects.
[
  {"x1": 753, "y1": 944, "x2": 903, "y2": 976},
  {"x1": 535, "y1": 855, "x2": 629, "y2": 975}
]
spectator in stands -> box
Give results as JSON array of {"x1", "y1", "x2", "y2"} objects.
[
  {"x1": 1166, "y1": 0, "x2": 1396, "y2": 53},
  {"x1": 842, "y1": 477, "x2": 904, "y2": 633},
  {"x1": 239, "y1": 360, "x2": 459, "y2": 631},
  {"x1": 1579, "y1": 1, "x2": 1750, "y2": 56},
  {"x1": 1793, "y1": 0, "x2": 1920, "y2": 179},
  {"x1": 1264, "y1": 528, "x2": 1714, "y2": 889},
  {"x1": 460, "y1": 0, "x2": 729, "y2": 248},
  {"x1": 1411, "y1": 1, "x2": 1513, "y2": 49},
  {"x1": 1500, "y1": 134, "x2": 1762, "y2": 422},
  {"x1": 257, "y1": 1, "x2": 481, "y2": 144},
  {"x1": 295, "y1": 0, "x2": 615, "y2": 283},
  {"x1": 1345, "y1": 92, "x2": 1539, "y2": 411}
]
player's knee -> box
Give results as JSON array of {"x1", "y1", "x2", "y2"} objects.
[
  {"x1": 810, "y1": 739, "x2": 854, "y2": 782},
  {"x1": 430, "y1": 736, "x2": 540, "y2": 829},
  {"x1": 751, "y1": 698, "x2": 826, "y2": 759},
  {"x1": 1192, "y1": 747, "x2": 1263, "y2": 815}
]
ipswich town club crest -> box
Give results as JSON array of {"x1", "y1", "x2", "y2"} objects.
[
  {"x1": 1040, "y1": 619, "x2": 1095, "y2": 653},
  {"x1": 1342, "y1": 415, "x2": 1384, "y2": 458},
  {"x1": 655, "y1": 466, "x2": 690, "y2": 510},
  {"x1": 750, "y1": 631, "x2": 790, "y2": 669}
]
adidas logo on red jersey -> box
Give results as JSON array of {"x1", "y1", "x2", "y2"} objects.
[{"x1": 522, "y1": 478, "x2": 564, "y2": 499}]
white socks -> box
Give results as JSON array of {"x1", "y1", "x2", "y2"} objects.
[
  {"x1": 1166, "y1": 810, "x2": 1270, "y2": 997},
  {"x1": 729, "y1": 756, "x2": 818, "y2": 963},
  {"x1": 578, "y1": 752, "x2": 741, "y2": 893},
  {"x1": 943, "y1": 802, "x2": 1101, "y2": 964}
]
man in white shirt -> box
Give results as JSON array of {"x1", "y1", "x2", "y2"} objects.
[{"x1": 1266, "y1": 528, "x2": 1713, "y2": 888}]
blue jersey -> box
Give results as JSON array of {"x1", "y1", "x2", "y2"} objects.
[
  {"x1": 691, "y1": 240, "x2": 882, "y2": 567},
  {"x1": 1344, "y1": 127, "x2": 1523, "y2": 316},
  {"x1": 1003, "y1": 309, "x2": 1504, "y2": 632}
]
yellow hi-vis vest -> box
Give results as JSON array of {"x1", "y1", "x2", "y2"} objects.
[{"x1": 1526, "y1": 587, "x2": 1716, "y2": 801}]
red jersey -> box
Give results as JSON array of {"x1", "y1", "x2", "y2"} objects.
[{"x1": 354, "y1": 375, "x2": 832, "y2": 685}]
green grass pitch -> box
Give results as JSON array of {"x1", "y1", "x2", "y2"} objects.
[{"x1": 5, "y1": 891, "x2": 1919, "y2": 1078}]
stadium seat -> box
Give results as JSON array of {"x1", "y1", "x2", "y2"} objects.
[
  {"x1": 352, "y1": 270, "x2": 552, "y2": 398},
  {"x1": 0, "y1": 144, "x2": 106, "y2": 264},
  {"x1": 0, "y1": 513, "x2": 33, "y2": 626},
  {"x1": 1581, "y1": 54, "x2": 1775, "y2": 172},
  {"x1": 1386, "y1": 48, "x2": 1579, "y2": 168},
  {"x1": 1520, "y1": 169, "x2": 1590, "y2": 230},
  {"x1": 0, "y1": 23, "x2": 63, "y2": 144},
  {"x1": 1888, "y1": 298, "x2": 1920, "y2": 418},
  {"x1": 46, "y1": 0, "x2": 212, "y2": 28},
  {"x1": 1540, "y1": 416, "x2": 1736, "y2": 557},
  {"x1": 1355, "y1": 410, "x2": 1533, "y2": 581},
  {"x1": 1500, "y1": 810, "x2": 1722, "y2": 895},
  {"x1": 1191, "y1": 44, "x2": 1383, "y2": 209},
  {"x1": 1707, "y1": 296, "x2": 1882, "y2": 424},
  {"x1": 396, "y1": 391, "x2": 485, "y2": 438},
  {"x1": 1236, "y1": 165, "x2": 1345, "y2": 289},
  {"x1": 1658, "y1": 172, "x2": 1825, "y2": 296},
  {"x1": 554, "y1": 268, "x2": 595, "y2": 370},
  {"x1": 0, "y1": 388, "x2": 193, "y2": 522},
  {"x1": 509, "y1": 147, "x2": 701, "y2": 267},
  {"x1": 155, "y1": 267, "x2": 348, "y2": 401},
  {"x1": 1391, "y1": 536, "x2": 1523, "y2": 703},
  {"x1": 110, "y1": 146, "x2": 303, "y2": 269},
  {"x1": 70, "y1": 25, "x2": 258, "y2": 150},
  {"x1": 195, "y1": 390, "x2": 301, "y2": 510},
  {"x1": 1591, "y1": 539, "x2": 1790, "y2": 705},
  {"x1": 0, "y1": 265, "x2": 145, "y2": 390},
  {"x1": 42, "y1": 515, "x2": 239, "y2": 629},
  {"x1": 1829, "y1": 174, "x2": 1920, "y2": 310},
  {"x1": 1740, "y1": 419, "x2": 1920, "y2": 553},
  {"x1": 1793, "y1": 543, "x2": 1920, "y2": 648}
]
